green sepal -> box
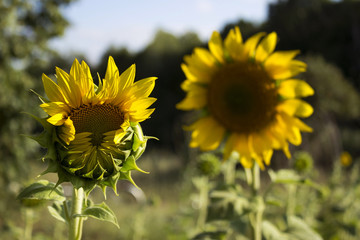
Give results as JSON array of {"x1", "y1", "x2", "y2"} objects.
[
  {"x1": 28, "y1": 106, "x2": 153, "y2": 197},
  {"x1": 119, "y1": 171, "x2": 137, "y2": 187},
  {"x1": 99, "y1": 172, "x2": 120, "y2": 196},
  {"x1": 17, "y1": 180, "x2": 65, "y2": 208},
  {"x1": 30, "y1": 89, "x2": 49, "y2": 104},
  {"x1": 75, "y1": 202, "x2": 119, "y2": 228},
  {"x1": 121, "y1": 155, "x2": 149, "y2": 174}
]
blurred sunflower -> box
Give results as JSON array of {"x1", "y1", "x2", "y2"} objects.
[
  {"x1": 177, "y1": 27, "x2": 314, "y2": 169},
  {"x1": 34, "y1": 56, "x2": 156, "y2": 190}
]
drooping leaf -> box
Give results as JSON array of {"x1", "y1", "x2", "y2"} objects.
[
  {"x1": 76, "y1": 202, "x2": 119, "y2": 228},
  {"x1": 262, "y1": 220, "x2": 287, "y2": 240},
  {"x1": 191, "y1": 230, "x2": 227, "y2": 240},
  {"x1": 17, "y1": 180, "x2": 65, "y2": 207},
  {"x1": 48, "y1": 200, "x2": 71, "y2": 223},
  {"x1": 285, "y1": 216, "x2": 323, "y2": 240},
  {"x1": 268, "y1": 169, "x2": 303, "y2": 184}
]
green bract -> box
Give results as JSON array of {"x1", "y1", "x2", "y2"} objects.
[{"x1": 29, "y1": 113, "x2": 150, "y2": 195}]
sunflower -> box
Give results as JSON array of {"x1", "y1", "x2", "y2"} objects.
[
  {"x1": 177, "y1": 27, "x2": 314, "y2": 169},
  {"x1": 33, "y1": 56, "x2": 156, "y2": 191}
]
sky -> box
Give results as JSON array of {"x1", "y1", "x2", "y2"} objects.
[{"x1": 50, "y1": 0, "x2": 276, "y2": 65}]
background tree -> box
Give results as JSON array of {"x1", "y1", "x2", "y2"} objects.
[{"x1": 0, "y1": 0, "x2": 76, "y2": 186}]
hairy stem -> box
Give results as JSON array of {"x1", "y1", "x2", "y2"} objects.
[
  {"x1": 246, "y1": 164, "x2": 264, "y2": 240},
  {"x1": 69, "y1": 187, "x2": 84, "y2": 240}
]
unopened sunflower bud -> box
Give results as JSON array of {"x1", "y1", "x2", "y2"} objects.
[
  {"x1": 293, "y1": 151, "x2": 313, "y2": 174},
  {"x1": 196, "y1": 153, "x2": 221, "y2": 178}
]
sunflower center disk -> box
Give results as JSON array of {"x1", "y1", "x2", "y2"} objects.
[
  {"x1": 208, "y1": 63, "x2": 278, "y2": 134},
  {"x1": 69, "y1": 104, "x2": 124, "y2": 146}
]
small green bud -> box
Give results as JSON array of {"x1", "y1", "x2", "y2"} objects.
[
  {"x1": 293, "y1": 151, "x2": 313, "y2": 174},
  {"x1": 196, "y1": 153, "x2": 221, "y2": 178}
]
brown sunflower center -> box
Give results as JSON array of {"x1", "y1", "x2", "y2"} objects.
[
  {"x1": 207, "y1": 62, "x2": 278, "y2": 134},
  {"x1": 69, "y1": 104, "x2": 124, "y2": 146}
]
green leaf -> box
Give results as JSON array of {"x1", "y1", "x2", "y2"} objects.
[
  {"x1": 191, "y1": 231, "x2": 227, "y2": 240},
  {"x1": 77, "y1": 202, "x2": 119, "y2": 228},
  {"x1": 262, "y1": 221, "x2": 287, "y2": 240},
  {"x1": 48, "y1": 201, "x2": 71, "y2": 223},
  {"x1": 285, "y1": 216, "x2": 323, "y2": 240},
  {"x1": 17, "y1": 180, "x2": 66, "y2": 206},
  {"x1": 268, "y1": 169, "x2": 303, "y2": 184}
]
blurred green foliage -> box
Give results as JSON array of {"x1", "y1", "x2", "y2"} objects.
[
  {"x1": 0, "y1": 0, "x2": 76, "y2": 184},
  {"x1": 0, "y1": 0, "x2": 76, "y2": 238}
]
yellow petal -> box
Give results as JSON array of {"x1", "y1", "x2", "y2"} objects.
[
  {"x1": 279, "y1": 112, "x2": 313, "y2": 133},
  {"x1": 265, "y1": 50, "x2": 300, "y2": 66},
  {"x1": 199, "y1": 119, "x2": 225, "y2": 151},
  {"x1": 58, "y1": 118, "x2": 76, "y2": 145},
  {"x1": 130, "y1": 108, "x2": 155, "y2": 122},
  {"x1": 255, "y1": 32, "x2": 277, "y2": 63},
  {"x1": 240, "y1": 155, "x2": 254, "y2": 169},
  {"x1": 188, "y1": 117, "x2": 225, "y2": 151},
  {"x1": 131, "y1": 77, "x2": 157, "y2": 98},
  {"x1": 184, "y1": 55, "x2": 215, "y2": 82},
  {"x1": 40, "y1": 102, "x2": 69, "y2": 116},
  {"x1": 266, "y1": 59, "x2": 307, "y2": 80},
  {"x1": 208, "y1": 31, "x2": 225, "y2": 64},
  {"x1": 224, "y1": 134, "x2": 236, "y2": 161},
  {"x1": 265, "y1": 127, "x2": 287, "y2": 150},
  {"x1": 118, "y1": 64, "x2": 136, "y2": 92},
  {"x1": 243, "y1": 32, "x2": 266, "y2": 60},
  {"x1": 180, "y1": 79, "x2": 197, "y2": 91},
  {"x1": 276, "y1": 114, "x2": 302, "y2": 146},
  {"x1": 114, "y1": 77, "x2": 157, "y2": 106},
  {"x1": 114, "y1": 129, "x2": 127, "y2": 144},
  {"x1": 282, "y1": 143, "x2": 291, "y2": 159},
  {"x1": 253, "y1": 156, "x2": 265, "y2": 170},
  {"x1": 277, "y1": 99, "x2": 314, "y2": 118},
  {"x1": 263, "y1": 150, "x2": 273, "y2": 165},
  {"x1": 249, "y1": 132, "x2": 271, "y2": 157},
  {"x1": 278, "y1": 79, "x2": 314, "y2": 98},
  {"x1": 233, "y1": 134, "x2": 250, "y2": 154},
  {"x1": 193, "y1": 48, "x2": 217, "y2": 67},
  {"x1": 176, "y1": 85, "x2": 207, "y2": 110},
  {"x1": 224, "y1": 26, "x2": 243, "y2": 61},
  {"x1": 131, "y1": 97, "x2": 157, "y2": 111},
  {"x1": 55, "y1": 67, "x2": 81, "y2": 107},
  {"x1": 47, "y1": 113, "x2": 66, "y2": 126},
  {"x1": 80, "y1": 60, "x2": 95, "y2": 102},
  {"x1": 42, "y1": 74, "x2": 67, "y2": 103},
  {"x1": 105, "y1": 56, "x2": 120, "y2": 82},
  {"x1": 293, "y1": 118, "x2": 313, "y2": 133},
  {"x1": 181, "y1": 64, "x2": 198, "y2": 82}
]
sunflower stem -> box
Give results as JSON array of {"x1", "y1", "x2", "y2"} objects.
[
  {"x1": 286, "y1": 184, "x2": 297, "y2": 216},
  {"x1": 246, "y1": 164, "x2": 263, "y2": 240},
  {"x1": 69, "y1": 187, "x2": 84, "y2": 240},
  {"x1": 24, "y1": 208, "x2": 33, "y2": 240}
]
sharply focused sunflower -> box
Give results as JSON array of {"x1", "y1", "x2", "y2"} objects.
[
  {"x1": 32, "y1": 56, "x2": 156, "y2": 192},
  {"x1": 177, "y1": 27, "x2": 314, "y2": 169}
]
